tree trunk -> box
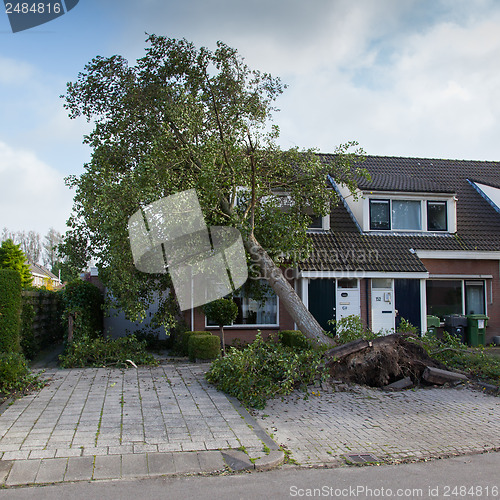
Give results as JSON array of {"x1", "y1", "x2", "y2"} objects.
[{"x1": 243, "y1": 233, "x2": 334, "y2": 346}]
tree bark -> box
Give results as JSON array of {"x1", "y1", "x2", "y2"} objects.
[{"x1": 243, "y1": 233, "x2": 334, "y2": 346}]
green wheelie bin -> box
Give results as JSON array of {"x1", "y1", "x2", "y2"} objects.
[{"x1": 466, "y1": 314, "x2": 488, "y2": 347}]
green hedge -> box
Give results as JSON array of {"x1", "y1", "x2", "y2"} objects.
[
  {"x1": 279, "y1": 330, "x2": 312, "y2": 350},
  {"x1": 188, "y1": 334, "x2": 220, "y2": 361},
  {"x1": 0, "y1": 269, "x2": 22, "y2": 353},
  {"x1": 62, "y1": 280, "x2": 104, "y2": 342},
  {"x1": 0, "y1": 352, "x2": 29, "y2": 392},
  {"x1": 179, "y1": 331, "x2": 212, "y2": 356}
]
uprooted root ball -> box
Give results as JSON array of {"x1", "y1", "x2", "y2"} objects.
[{"x1": 327, "y1": 337, "x2": 448, "y2": 387}]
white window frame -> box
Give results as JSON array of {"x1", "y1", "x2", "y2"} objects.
[
  {"x1": 363, "y1": 192, "x2": 455, "y2": 233},
  {"x1": 425, "y1": 278, "x2": 487, "y2": 320},
  {"x1": 204, "y1": 283, "x2": 280, "y2": 329},
  {"x1": 306, "y1": 214, "x2": 330, "y2": 232}
]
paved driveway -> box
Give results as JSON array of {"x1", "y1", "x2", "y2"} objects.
[
  {"x1": 253, "y1": 385, "x2": 500, "y2": 465},
  {"x1": 0, "y1": 363, "x2": 262, "y2": 461}
]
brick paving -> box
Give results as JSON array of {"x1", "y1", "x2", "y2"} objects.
[
  {"x1": 0, "y1": 363, "x2": 262, "y2": 459},
  {"x1": 1, "y1": 360, "x2": 499, "y2": 486},
  {"x1": 0, "y1": 362, "x2": 270, "y2": 485},
  {"x1": 253, "y1": 385, "x2": 500, "y2": 465}
]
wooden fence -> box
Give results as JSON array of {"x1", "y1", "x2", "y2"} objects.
[{"x1": 22, "y1": 290, "x2": 65, "y2": 349}]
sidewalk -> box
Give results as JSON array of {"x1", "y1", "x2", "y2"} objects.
[{"x1": 0, "y1": 362, "x2": 283, "y2": 486}]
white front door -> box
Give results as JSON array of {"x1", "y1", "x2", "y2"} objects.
[
  {"x1": 371, "y1": 278, "x2": 395, "y2": 334},
  {"x1": 336, "y1": 278, "x2": 360, "y2": 321}
]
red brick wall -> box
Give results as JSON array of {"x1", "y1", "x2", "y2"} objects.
[{"x1": 421, "y1": 258, "x2": 500, "y2": 343}]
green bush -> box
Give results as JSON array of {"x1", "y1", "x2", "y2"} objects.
[
  {"x1": 20, "y1": 298, "x2": 36, "y2": 359},
  {"x1": 179, "y1": 331, "x2": 212, "y2": 356},
  {"x1": 0, "y1": 352, "x2": 42, "y2": 394},
  {"x1": 59, "y1": 334, "x2": 158, "y2": 368},
  {"x1": 0, "y1": 269, "x2": 22, "y2": 353},
  {"x1": 62, "y1": 280, "x2": 104, "y2": 342},
  {"x1": 188, "y1": 334, "x2": 220, "y2": 361},
  {"x1": 417, "y1": 332, "x2": 500, "y2": 385},
  {"x1": 202, "y1": 298, "x2": 238, "y2": 354},
  {"x1": 206, "y1": 333, "x2": 326, "y2": 409},
  {"x1": 132, "y1": 328, "x2": 170, "y2": 352},
  {"x1": 328, "y1": 315, "x2": 380, "y2": 344},
  {"x1": 279, "y1": 330, "x2": 312, "y2": 350}
]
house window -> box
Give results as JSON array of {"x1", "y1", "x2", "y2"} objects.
[
  {"x1": 426, "y1": 280, "x2": 462, "y2": 319},
  {"x1": 465, "y1": 281, "x2": 485, "y2": 315},
  {"x1": 369, "y1": 200, "x2": 390, "y2": 230},
  {"x1": 392, "y1": 200, "x2": 421, "y2": 230},
  {"x1": 206, "y1": 280, "x2": 278, "y2": 327},
  {"x1": 426, "y1": 280, "x2": 486, "y2": 320},
  {"x1": 337, "y1": 278, "x2": 358, "y2": 289},
  {"x1": 308, "y1": 215, "x2": 323, "y2": 229},
  {"x1": 427, "y1": 201, "x2": 447, "y2": 231}
]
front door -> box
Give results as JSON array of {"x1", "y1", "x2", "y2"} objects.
[
  {"x1": 395, "y1": 279, "x2": 421, "y2": 331},
  {"x1": 371, "y1": 278, "x2": 395, "y2": 334},
  {"x1": 308, "y1": 278, "x2": 335, "y2": 333},
  {"x1": 336, "y1": 278, "x2": 360, "y2": 321}
]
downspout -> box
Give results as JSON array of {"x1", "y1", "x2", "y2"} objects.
[{"x1": 365, "y1": 278, "x2": 370, "y2": 330}]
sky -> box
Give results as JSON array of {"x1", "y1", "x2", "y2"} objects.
[{"x1": 2, "y1": 0, "x2": 500, "y2": 237}]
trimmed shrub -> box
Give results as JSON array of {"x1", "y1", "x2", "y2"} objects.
[
  {"x1": 202, "y1": 298, "x2": 238, "y2": 354},
  {"x1": 279, "y1": 330, "x2": 312, "y2": 350},
  {"x1": 0, "y1": 269, "x2": 22, "y2": 353},
  {"x1": 20, "y1": 296, "x2": 36, "y2": 359},
  {"x1": 62, "y1": 280, "x2": 104, "y2": 342},
  {"x1": 179, "y1": 331, "x2": 212, "y2": 356},
  {"x1": 188, "y1": 334, "x2": 220, "y2": 361},
  {"x1": 59, "y1": 334, "x2": 158, "y2": 368}
]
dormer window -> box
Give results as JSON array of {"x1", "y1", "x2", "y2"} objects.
[
  {"x1": 307, "y1": 214, "x2": 330, "y2": 231},
  {"x1": 369, "y1": 200, "x2": 390, "y2": 230},
  {"x1": 368, "y1": 197, "x2": 450, "y2": 232},
  {"x1": 427, "y1": 201, "x2": 447, "y2": 231}
]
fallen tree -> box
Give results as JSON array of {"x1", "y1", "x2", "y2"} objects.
[{"x1": 325, "y1": 333, "x2": 464, "y2": 389}]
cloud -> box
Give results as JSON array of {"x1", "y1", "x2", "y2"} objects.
[
  {"x1": 0, "y1": 141, "x2": 73, "y2": 235},
  {"x1": 0, "y1": 56, "x2": 35, "y2": 85}
]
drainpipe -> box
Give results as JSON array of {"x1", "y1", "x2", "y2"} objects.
[{"x1": 365, "y1": 278, "x2": 370, "y2": 330}]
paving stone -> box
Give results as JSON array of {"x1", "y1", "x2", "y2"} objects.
[
  {"x1": 173, "y1": 452, "x2": 201, "y2": 474},
  {"x1": 197, "y1": 451, "x2": 226, "y2": 472},
  {"x1": 2, "y1": 450, "x2": 30, "y2": 460},
  {"x1": 35, "y1": 458, "x2": 68, "y2": 484},
  {"x1": 55, "y1": 448, "x2": 83, "y2": 458},
  {"x1": 93, "y1": 454, "x2": 121, "y2": 480},
  {"x1": 5, "y1": 459, "x2": 40, "y2": 486},
  {"x1": 122, "y1": 453, "x2": 148, "y2": 478},
  {"x1": 0, "y1": 460, "x2": 13, "y2": 484},
  {"x1": 28, "y1": 449, "x2": 57, "y2": 459},
  {"x1": 64, "y1": 456, "x2": 94, "y2": 481}
]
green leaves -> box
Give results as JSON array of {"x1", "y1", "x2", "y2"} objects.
[
  {"x1": 0, "y1": 239, "x2": 32, "y2": 288},
  {"x1": 61, "y1": 34, "x2": 365, "y2": 331},
  {"x1": 202, "y1": 298, "x2": 238, "y2": 327},
  {"x1": 206, "y1": 333, "x2": 325, "y2": 409},
  {"x1": 59, "y1": 334, "x2": 158, "y2": 368}
]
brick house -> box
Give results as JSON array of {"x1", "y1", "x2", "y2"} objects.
[{"x1": 187, "y1": 156, "x2": 500, "y2": 345}]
